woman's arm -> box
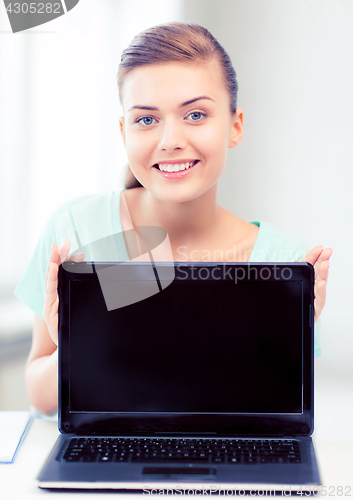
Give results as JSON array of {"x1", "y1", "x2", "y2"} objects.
[{"x1": 26, "y1": 314, "x2": 58, "y2": 416}]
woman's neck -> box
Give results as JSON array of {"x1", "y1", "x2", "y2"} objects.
[
  {"x1": 121, "y1": 186, "x2": 258, "y2": 263},
  {"x1": 122, "y1": 185, "x2": 222, "y2": 252}
]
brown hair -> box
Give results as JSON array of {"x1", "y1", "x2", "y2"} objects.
[{"x1": 117, "y1": 22, "x2": 239, "y2": 190}]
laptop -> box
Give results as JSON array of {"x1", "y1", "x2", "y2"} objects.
[{"x1": 36, "y1": 260, "x2": 321, "y2": 493}]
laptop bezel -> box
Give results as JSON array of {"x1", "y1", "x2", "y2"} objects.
[{"x1": 58, "y1": 261, "x2": 314, "y2": 438}]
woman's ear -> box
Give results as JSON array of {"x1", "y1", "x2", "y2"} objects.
[
  {"x1": 229, "y1": 108, "x2": 244, "y2": 148},
  {"x1": 119, "y1": 116, "x2": 125, "y2": 145}
]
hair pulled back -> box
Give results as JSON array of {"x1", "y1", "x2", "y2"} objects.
[{"x1": 117, "y1": 22, "x2": 238, "y2": 190}]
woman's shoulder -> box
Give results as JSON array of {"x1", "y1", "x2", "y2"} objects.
[
  {"x1": 249, "y1": 220, "x2": 309, "y2": 262},
  {"x1": 45, "y1": 190, "x2": 124, "y2": 247},
  {"x1": 47, "y1": 190, "x2": 123, "y2": 223}
]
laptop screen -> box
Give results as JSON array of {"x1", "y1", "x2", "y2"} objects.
[{"x1": 66, "y1": 267, "x2": 303, "y2": 415}]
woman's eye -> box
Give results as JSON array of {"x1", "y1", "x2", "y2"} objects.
[
  {"x1": 136, "y1": 116, "x2": 156, "y2": 126},
  {"x1": 186, "y1": 111, "x2": 206, "y2": 121}
]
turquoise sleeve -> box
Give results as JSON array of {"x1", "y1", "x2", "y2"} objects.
[
  {"x1": 13, "y1": 194, "x2": 95, "y2": 319},
  {"x1": 13, "y1": 210, "x2": 58, "y2": 319}
]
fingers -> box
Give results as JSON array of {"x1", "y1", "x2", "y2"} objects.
[
  {"x1": 43, "y1": 261, "x2": 59, "y2": 345},
  {"x1": 296, "y1": 246, "x2": 332, "y2": 323},
  {"x1": 44, "y1": 243, "x2": 61, "y2": 291},
  {"x1": 68, "y1": 252, "x2": 85, "y2": 262},
  {"x1": 45, "y1": 262, "x2": 58, "y2": 313},
  {"x1": 314, "y1": 258, "x2": 330, "y2": 311},
  {"x1": 313, "y1": 248, "x2": 332, "y2": 298},
  {"x1": 44, "y1": 239, "x2": 68, "y2": 290},
  {"x1": 45, "y1": 238, "x2": 85, "y2": 292},
  {"x1": 317, "y1": 259, "x2": 330, "y2": 283},
  {"x1": 314, "y1": 279, "x2": 326, "y2": 323},
  {"x1": 302, "y1": 245, "x2": 324, "y2": 266},
  {"x1": 314, "y1": 247, "x2": 332, "y2": 271},
  {"x1": 55, "y1": 237, "x2": 85, "y2": 264},
  {"x1": 303, "y1": 246, "x2": 333, "y2": 266},
  {"x1": 45, "y1": 239, "x2": 85, "y2": 287},
  {"x1": 43, "y1": 238, "x2": 85, "y2": 346},
  {"x1": 59, "y1": 238, "x2": 71, "y2": 264},
  {"x1": 301, "y1": 246, "x2": 332, "y2": 286},
  {"x1": 305, "y1": 247, "x2": 332, "y2": 323}
]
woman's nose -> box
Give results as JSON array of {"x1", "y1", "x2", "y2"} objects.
[{"x1": 158, "y1": 119, "x2": 186, "y2": 152}]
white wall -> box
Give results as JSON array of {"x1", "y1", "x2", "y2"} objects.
[{"x1": 182, "y1": 0, "x2": 353, "y2": 373}]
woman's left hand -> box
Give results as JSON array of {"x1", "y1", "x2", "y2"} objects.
[{"x1": 295, "y1": 246, "x2": 333, "y2": 323}]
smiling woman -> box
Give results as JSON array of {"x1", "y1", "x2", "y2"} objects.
[
  {"x1": 118, "y1": 61, "x2": 242, "y2": 206},
  {"x1": 13, "y1": 21, "x2": 332, "y2": 415},
  {"x1": 117, "y1": 23, "x2": 238, "y2": 191}
]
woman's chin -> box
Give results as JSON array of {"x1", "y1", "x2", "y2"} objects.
[{"x1": 149, "y1": 185, "x2": 216, "y2": 205}]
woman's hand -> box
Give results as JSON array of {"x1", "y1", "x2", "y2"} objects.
[
  {"x1": 43, "y1": 238, "x2": 85, "y2": 345},
  {"x1": 295, "y1": 246, "x2": 333, "y2": 324}
]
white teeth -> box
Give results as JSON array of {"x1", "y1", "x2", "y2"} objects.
[{"x1": 157, "y1": 161, "x2": 197, "y2": 172}]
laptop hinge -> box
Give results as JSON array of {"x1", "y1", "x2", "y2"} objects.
[
  {"x1": 154, "y1": 432, "x2": 217, "y2": 436},
  {"x1": 283, "y1": 429, "x2": 294, "y2": 438}
]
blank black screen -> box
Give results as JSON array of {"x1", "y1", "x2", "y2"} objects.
[{"x1": 69, "y1": 279, "x2": 302, "y2": 414}]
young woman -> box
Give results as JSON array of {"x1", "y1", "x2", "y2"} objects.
[{"x1": 14, "y1": 22, "x2": 332, "y2": 416}]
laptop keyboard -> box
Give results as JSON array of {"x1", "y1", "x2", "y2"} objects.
[{"x1": 60, "y1": 437, "x2": 301, "y2": 464}]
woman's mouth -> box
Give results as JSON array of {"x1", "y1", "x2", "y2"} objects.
[{"x1": 152, "y1": 160, "x2": 200, "y2": 179}]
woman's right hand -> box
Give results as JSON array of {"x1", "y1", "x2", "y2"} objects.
[{"x1": 43, "y1": 238, "x2": 85, "y2": 346}]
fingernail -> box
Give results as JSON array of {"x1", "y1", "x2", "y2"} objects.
[
  {"x1": 76, "y1": 253, "x2": 84, "y2": 258},
  {"x1": 50, "y1": 262, "x2": 53, "y2": 269},
  {"x1": 51, "y1": 244, "x2": 54, "y2": 251}
]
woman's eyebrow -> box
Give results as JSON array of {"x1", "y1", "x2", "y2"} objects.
[
  {"x1": 128, "y1": 96, "x2": 214, "y2": 113},
  {"x1": 179, "y1": 96, "x2": 214, "y2": 108}
]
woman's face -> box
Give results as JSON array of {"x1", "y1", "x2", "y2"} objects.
[{"x1": 119, "y1": 61, "x2": 243, "y2": 203}]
